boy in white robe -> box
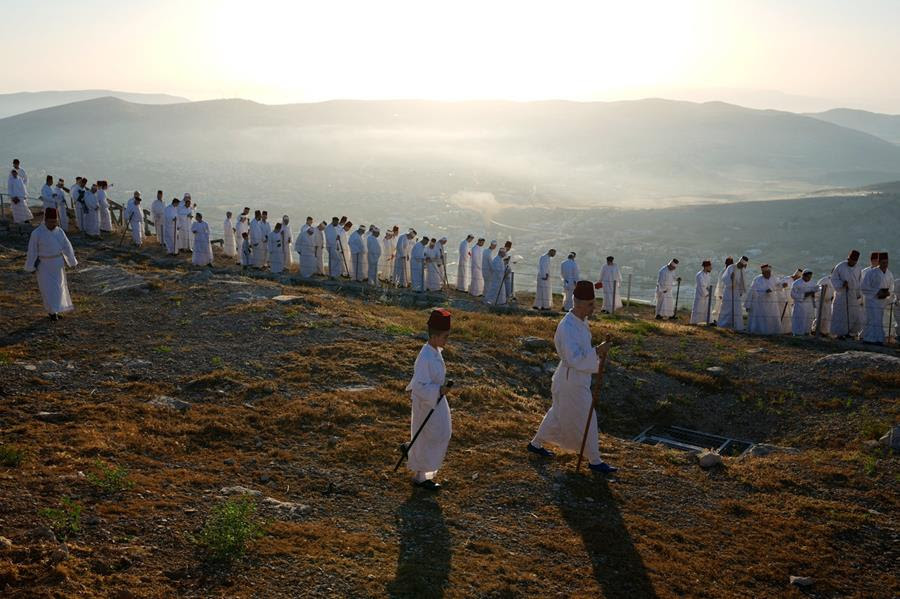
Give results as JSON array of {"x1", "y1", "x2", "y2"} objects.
[
  {"x1": 177, "y1": 195, "x2": 194, "y2": 251},
  {"x1": 7, "y1": 169, "x2": 32, "y2": 226},
  {"x1": 690, "y1": 260, "x2": 713, "y2": 324},
  {"x1": 861, "y1": 253, "x2": 893, "y2": 345},
  {"x1": 534, "y1": 249, "x2": 556, "y2": 310},
  {"x1": 469, "y1": 238, "x2": 485, "y2": 297},
  {"x1": 240, "y1": 232, "x2": 252, "y2": 269},
  {"x1": 405, "y1": 308, "x2": 454, "y2": 490},
  {"x1": 791, "y1": 270, "x2": 818, "y2": 335},
  {"x1": 41, "y1": 175, "x2": 56, "y2": 210},
  {"x1": 223, "y1": 212, "x2": 237, "y2": 258},
  {"x1": 425, "y1": 239, "x2": 443, "y2": 291},
  {"x1": 560, "y1": 252, "x2": 580, "y2": 311},
  {"x1": 190, "y1": 213, "x2": 214, "y2": 266},
  {"x1": 24, "y1": 208, "x2": 77, "y2": 320},
  {"x1": 163, "y1": 198, "x2": 180, "y2": 254},
  {"x1": 457, "y1": 235, "x2": 474, "y2": 291},
  {"x1": 151, "y1": 191, "x2": 166, "y2": 244},
  {"x1": 123, "y1": 192, "x2": 144, "y2": 246},
  {"x1": 599, "y1": 256, "x2": 623, "y2": 313},
  {"x1": 268, "y1": 222, "x2": 285, "y2": 273},
  {"x1": 655, "y1": 259, "x2": 679, "y2": 319},
  {"x1": 529, "y1": 280, "x2": 616, "y2": 474},
  {"x1": 367, "y1": 228, "x2": 382, "y2": 286}
]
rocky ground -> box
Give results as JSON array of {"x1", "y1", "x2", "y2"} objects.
[{"x1": 0, "y1": 231, "x2": 898, "y2": 598}]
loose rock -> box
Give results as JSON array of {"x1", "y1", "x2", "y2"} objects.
[
  {"x1": 521, "y1": 336, "x2": 553, "y2": 351},
  {"x1": 34, "y1": 411, "x2": 72, "y2": 424},
  {"x1": 220, "y1": 485, "x2": 262, "y2": 497},
  {"x1": 0, "y1": 536, "x2": 12, "y2": 549},
  {"x1": 263, "y1": 497, "x2": 310, "y2": 515},
  {"x1": 698, "y1": 450, "x2": 723, "y2": 469},
  {"x1": 790, "y1": 576, "x2": 814, "y2": 587},
  {"x1": 879, "y1": 426, "x2": 899, "y2": 452},
  {"x1": 148, "y1": 396, "x2": 191, "y2": 412}
]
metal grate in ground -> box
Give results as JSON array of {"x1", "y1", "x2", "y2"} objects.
[{"x1": 633, "y1": 425, "x2": 753, "y2": 457}]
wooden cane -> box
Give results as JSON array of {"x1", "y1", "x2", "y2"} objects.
[
  {"x1": 576, "y1": 335, "x2": 612, "y2": 472},
  {"x1": 706, "y1": 284, "x2": 713, "y2": 325},
  {"x1": 493, "y1": 264, "x2": 510, "y2": 305}
]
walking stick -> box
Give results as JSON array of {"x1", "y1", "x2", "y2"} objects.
[
  {"x1": 338, "y1": 242, "x2": 350, "y2": 278},
  {"x1": 815, "y1": 285, "x2": 825, "y2": 337},
  {"x1": 845, "y1": 285, "x2": 851, "y2": 338},
  {"x1": 493, "y1": 264, "x2": 510, "y2": 305},
  {"x1": 673, "y1": 277, "x2": 681, "y2": 318},
  {"x1": 118, "y1": 211, "x2": 130, "y2": 247},
  {"x1": 888, "y1": 301, "x2": 895, "y2": 344},
  {"x1": 439, "y1": 247, "x2": 449, "y2": 290},
  {"x1": 706, "y1": 284, "x2": 713, "y2": 325},
  {"x1": 393, "y1": 381, "x2": 454, "y2": 472},
  {"x1": 611, "y1": 279, "x2": 617, "y2": 316},
  {"x1": 730, "y1": 272, "x2": 735, "y2": 329},
  {"x1": 576, "y1": 336, "x2": 612, "y2": 472}
]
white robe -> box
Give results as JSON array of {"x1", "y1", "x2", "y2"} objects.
[
  {"x1": 560, "y1": 258, "x2": 580, "y2": 311},
  {"x1": 482, "y1": 247, "x2": 495, "y2": 294},
  {"x1": 297, "y1": 229, "x2": 317, "y2": 277},
  {"x1": 177, "y1": 205, "x2": 194, "y2": 250},
  {"x1": 690, "y1": 270, "x2": 712, "y2": 324},
  {"x1": 484, "y1": 255, "x2": 508, "y2": 305},
  {"x1": 718, "y1": 264, "x2": 747, "y2": 331},
  {"x1": 790, "y1": 278, "x2": 818, "y2": 335},
  {"x1": 367, "y1": 235, "x2": 382, "y2": 286},
  {"x1": 97, "y1": 189, "x2": 112, "y2": 232},
  {"x1": 7, "y1": 175, "x2": 31, "y2": 223},
  {"x1": 314, "y1": 228, "x2": 326, "y2": 274},
  {"x1": 532, "y1": 311, "x2": 602, "y2": 464},
  {"x1": 163, "y1": 204, "x2": 179, "y2": 253},
  {"x1": 71, "y1": 185, "x2": 85, "y2": 230},
  {"x1": 325, "y1": 224, "x2": 341, "y2": 277},
  {"x1": 338, "y1": 228, "x2": 351, "y2": 276},
  {"x1": 152, "y1": 199, "x2": 166, "y2": 243},
  {"x1": 123, "y1": 203, "x2": 144, "y2": 246},
  {"x1": 534, "y1": 254, "x2": 553, "y2": 309},
  {"x1": 281, "y1": 224, "x2": 293, "y2": 269},
  {"x1": 830, "y1": 260, "x2": 865, "y2": 337},
  {"x1": 405, "y1": 343, "x2": 450, "y2": 476},
  {"x1": 223, "y1": 218, "x2": 237, "y2": 257},
  {"x1": 54, "y1": 188, "x2": 69, "y2": 231},
  {"x1": 268, "y1": 230, "x2": 285, "y2": 273},
  {"x1": 861, "y1": 267, "x2": 894, "y2": 343},
  {"x1": 776, "y1": 276, "x2": 795, "y2": 334},
  {"x1": 655, "y1": 266, "x2": 677, "y2": 317},
  {"x1": 249, "y1": 219, "x2": 266, "y2": 267},
  {"x1": 349, "y1": 231, "x2": 366, "y2": 281},
  {"x1": 392, "y1": 236, "x2": 408, "y2": 286},
  {"x1": 83, "y1": 191, "x2": 101, "y2": 236},
  {"x1": 410, "y1": 242, "x2": 426, "y2": 291},
  {"x1": 425, "y1": 246, "x2": 443, "y2": 291},
  {"x1": 40, "y1": 184, "x2": 56, "y2": 210},
  {"x1": 240, "y1": 238, "x2": 252, "y2": 266},
  {"x1": 599, "y1": 264, "x2": 622, "y2": 312},
  {"x1": 469, "y1": 245, "x2": 484, "y2": 296},
  {"x1": 813, "y1": 276, "x2": 834, "y2": 335},
  {"x1": 260, "y1": 221, "x2": 272, "y2": 265},
  {"x1": 746, "y1": 274, "x2": 781, "y2": 335},
  {"x1": 25, "y1": 224, "x2": 77, "y2": 314},
  {"x1": 380, "y1": 235, "x2": 394, "y2": 280},
  {"x1": 191, "y1": 221, "x2": 213, "y2": 265},
  {"x1": 456, "y1": 240, "x2": 470, "y2": 291}
]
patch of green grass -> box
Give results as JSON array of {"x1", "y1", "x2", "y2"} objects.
[
  {"x1": 622, "y1": 321, "x2": 661, "y2": 337},
  {"x1": 383, "y1": 323, "x2": 417, "y2": 336},
  {"x1": 40, "y1": 497, "x2": 82, "y2": 540},
  {"x1": 863, "y1": 455, "x2": 878, "y2": 477},
  {"x1": 195, "y1": 496, "x2": 267, "y2": 564},
  {"x1": 155, "y1": 345, "x2": 173, "y2": 354},
  {"x1": 859, "y1": 409, "x2": 890, "y2": 441},
  {"x1": 86, "y1": 460, "x2": 135, "y2": 495},
  {"x1": 211, "y1": 356, "x2": 224, "y2": 367},
  {"x1": 0, "y1": 445, "x2": 24, "y2": 467}
]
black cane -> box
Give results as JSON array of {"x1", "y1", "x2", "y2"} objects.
[
  {"x1": 393, "y1": 380, "x2": 453, "y2": 472},
  {"x1": 673, "y1": 277, "x2": 681, "y2": 317}
]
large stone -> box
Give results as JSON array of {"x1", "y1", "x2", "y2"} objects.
[
  {"x1": 744, "y1": 443, "x2": 800, "y2": 458},
  {"x1": 220, "y1": 485, "x2": 262, "y2": 497},
  {"x1": 34, "y1": 411, "x2": 72, "y2": 424},
  {"x1": 880, "y1": 426, "x2": 900, "y2": 452},
  {"x1": 521, "y1": 336, "x2": 554, "y2": 352},
  {"x1": 697, "y1": 450, "x2": 723, "y2": 469},
  {"x1": 815, "y1": 351, "x2": 900, "y2": 369},
  {"x1": 263, "y1": 497, "x2": 310, "y2": 515},
  {"x1": 74, "y1": 264, "x2": 149, "y2": 295},
  {"x1": 789, "y1": 576, "x2": 814, "y2": 588},
  {"x1": 271, "y1": 295, "x2": 305, "y2": 304}
]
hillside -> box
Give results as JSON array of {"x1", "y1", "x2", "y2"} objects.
[
  {"x1": 3, "y1": 98, "x2": 900, "y2": 206},
  {"x1": 809, "y1": 108, "x2": 900, "y2": 145},
  {"x1": 0, "y1": 91, "x2": 189, "y2": 120},
  {"x1": 0, "y1": 230, "x2": 897, "y2": 598}
]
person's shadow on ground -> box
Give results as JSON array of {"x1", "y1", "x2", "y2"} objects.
[{"x1": 387, "y1": 490, "x2": 451, "y2": 598}]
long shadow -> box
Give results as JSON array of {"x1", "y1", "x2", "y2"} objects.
[
  {"x1": 532, "y1": 461, "x2": 657, "y2": 598},
  {"x1": 387, "y1": 490, "x2": 451, "y2": 598}
]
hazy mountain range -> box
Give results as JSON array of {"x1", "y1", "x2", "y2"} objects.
[
  {"x1": 806, "y1": 108, "x2": 900, "y2": 145},
  {"x1": 2, "y1": 96, "x2": 900, "y2": 209},
  {"x1": 0, "y1": 90, "x2": 189, "y2": 119}
]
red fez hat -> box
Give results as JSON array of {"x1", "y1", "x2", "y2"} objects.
[
  {"x1": 879, "y1": 252, "x2": 889, "y2": 260},
  {"x1": 44, "y1": 207, "x2": 58, "y2": 219},
  {"x1": 848, "y1": 250, "x2": 860, "y2": 259},
  {"x1": 574, "y1": 280, "x2": 595, "y2": 301},
  {"x1": 870, "y1": 251, "x2": 879, "y2": 260},
  {"x1": 427, "y1": 308, "x2": 452, "y2": 331}
]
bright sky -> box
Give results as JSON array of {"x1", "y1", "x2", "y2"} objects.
[{"x1": 5, "y1": 0, "x2": 900, "y2": 111}]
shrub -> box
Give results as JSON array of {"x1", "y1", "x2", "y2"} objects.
[
  {"x1": 40, "y1": 497, "x2": 82, "y2": 540},
  {"x1": 0, "y1": 445, "x2": 24, "y2": 467},
  {"x1": 86, "y1": 460, "x2": 134, "y2": 495},
  {"x1": 196, "y1": 496, "x2": 266, "y2": 563}
]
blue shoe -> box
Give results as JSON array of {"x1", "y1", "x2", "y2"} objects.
[
  {"x1": 527, "y1": 443, "x2": 554, "y2": 458},
  {"x1": 588, "y1": 462, "x2": 618, "y2": 474}
]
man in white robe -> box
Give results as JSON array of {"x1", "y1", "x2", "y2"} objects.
[
  {"x1": 123, "y1": 192, "x2": 144, "y2": 247},
  {"x1": 176, "y1": 195, "x2": 194, "y2": 251},
  {"x1": 7, "y1": 169, "x2": 32, "y2": 226},
  {"x1": 469, "y1": 238, "x2": 485, "y2": 297},
  {"x1": 70, "y1": 178, "x2": 85, "y2": 231},
  {"x1": 260, "y1": 211, "x2": 272, "y2": 266},
  {"x1": 484, "y1": 248, "x2": 509, "y2": 305},
  {"x1": 12, "y1": 159, "x2": 27, "y2": 188},
  {"x1": 338, "y1": 221, "x2": 352, "y2": 277},
  {"x1": 528, "y1": 280, "x2": 616, "y2": 474},
  {"x1": 457, "y1": 234, "x2": 474, "y2": 292},
  {"x1": 163, "y1": 198, "x2": 180, "y2": 254},
  {"x1": 437, "y1": 238, "x2": 449, "y2": 290},
  {"x1": 97, "y1": 181, "x2": 113, "y2": 234},
  {"x1": 151, "y1": 191, "x2": 166, "y2": 244},
  {"x1": 393, "y1": 230, "x2": 413, "y2": 287},
  {"x1": 324, "y1": 217, "x2": 339, "y2": 278},
  {"x1": 41, "y1": 175, "x2": 57, "y2": 211},
  {"x1": 191, "y1": 213, "x2": 214, "y2": 266},
  {"x1": 482, "y1": 240, "x2": 497, "y2": 295},
  {"x1": 405, "y1": 308, "x2": 454, "y2": 490},
  {"x1": 655, "y1": 258, "x2": 679, "y2": 319},
  {"x1": 281, "y1": 216, "x2": 294, "y2": 271},
  {"x1": 790, "y1": 270, "x2": 818, "y2": 335},
  {"x1": 712, "y1": 257, "x2": 734, "y2": 324},
  {"x1": 718, "y1": 257, "x2": 748, "y2": 331},
  {"x1": 534, "y1": 249, "x2": 556, "y2": 310},
  {"x1": 314, "y1": 222, "x2": 326, "y2": 275},
  {"x1": 859, "y1": 251, "x2": 881, "y2": 337},
  {"x1": 861, "y1": 252, "x2": 894, "y2": 345},
  {"x1": 599, "y1": 256, "x2": 623, "y2": 314},
  {"x1": 691, "y1": 260, "x2": 713, "y2": 324},
  {"x1": 366, "y1": 228, "x2": 382, "y2": 286},
  {"x1": 268, "y1": 222, "x2": 285, "y2": 273},
  {"x1": 249, "y1": 211, "x2": 266, "y2": 268},
  {"x1": 25, "y1": 208, "x2": 77, "y2": 320},
  {"x1": 425, "y1": 239, "x2": 443, "y2": 292},
  {"x1": 223, "y1": 212, "x2": 237, "y2": 258},
  {"x1": 746, "y1": 264, "x2": 781, "y2": 335},
  {"x1": 502, "y1": 240, "x2": 515, "y2": 299},
  {"x1": 830, "y1": 250, "x2": 865, "y2": 339},
  {"x1": 235, "y1": 208, "x2": 251, "y2": 244},
  {"x1": 777, "y1": 269, "x2": 802, "y2": 334},
  {"x1": 410, "y1": 236, "x2": 427, "y2": 292},
  {"x1": 54, "y1": 179, "x2": 70, "y2": 232},
  {"x1": 380, "y1": 229, "x2": 395, "y2": 280},
  {"x1": 560, "y1": 252, "x2": 580, "y2": 311},
  {"x1": 349, "y1": 225, "x2": 367, "y2": 281},
  {"x1": 82, "y1": 184, "x2": 101, "y2": 238},
  {"x1": 297, "y1": 226, "x2": 317, "y2": 277},
  {"x1": 813, "y1": 274, "x2": 835, "y2": 336}
]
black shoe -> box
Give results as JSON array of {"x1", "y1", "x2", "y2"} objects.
[
  {"x1": 414, "y1": 479, "x2": 441, "y2": 491},
  {"x1": 669, "y1": 316, "x2": 678, "y2": 320},
  {"x1": 527, "y1": 443, "x2": 554, "y2": 458},
  {"x1": 588, "y1": 462, "x2": 618, "y2": 474},
  {"x1": 48, "y1": 313, "x2": 57, "y2": 321},
  {"x1": 655, "y1": 315, "x2": 663, "y2": 320}
]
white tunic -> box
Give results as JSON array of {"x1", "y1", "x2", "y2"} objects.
[
  {"x1": 41, "y1": 184, "x2": 56, "y2": 209},
  {"x1": 281, "y1": 224, "x2": 293, "y2": 268},
  {"x1": 249, "y1": 219, "x2": 266, "y2": 267},
  {"x1": 223, "y1": 217, "x2": 237, "y2": 257},
  {"x1": 366, "y1": 234, "x2": 382, "y2": 285},
  {"x1": 54, "y1": 187, "x2": 69, "y2": 231},
  {"x1": 411, "y1": 242, "x2": 426, "y2": 291},
  {"x1": 260, "y1": 221, "x2": 272, "y2": 265},
  {"x1": 482, "y1": 247, "x2": 495, "y2": 292},
  {"x1": 532, "y1": 311, "x2": 602, "y2": 463},
  {"x1": 71, "y1": 185, "x2": 85, "y2": 229},
  {"x1": 599, "y1": 264, "x2": 622, "y2": 311},
  {"x1": 297, "y1": 229, "x2": 316, "y2": 277},
  {"x1": 861, "y1": 267, "x2": 894, "y2": 343},
  {"x1": 380, "y1": 234, "x2": 394, "y2": 279},
  {"x1": 25, "y1": 224, "x2": 77, "y2": 314},
  {"x1": 82, "y1": 191, "x2": 101, "y2": 236},
  {"x1": 813, "y1": 276, "x2": 834, "y2": 335},
  {"x1": 177, "y1": 205, "x2": 194, "y2": 250},
  {"x1": 790, "y1": 278, "x2": 818, "y2": 335},
  {"x1": 152, "y1": 199, "x2": 166, "y2": 242},
  {"x1": 425, "y1": 246, "x2": 443, "y2": 291},
  {"x1": 690, "y1": 270, "x2": 712, "y2": 324},
  {"x1": 456, "y1": 239, "x2": 470, "y2": 291},
  {"x1": 97, "y1": 188, "x2": 112, "y2": 232},
  {"x1": 240, "y1": 238, "x2": 252, "y2": 266},
  {"x1": 718, "y1": 264, "x2": 747, "y2": 331},
  {"x1": 123, "y1": 202, "x2": 144, "y2": 246},
  {"x1": 484, "y1": 254, "x2": 508, "y2": 305},
  {"x1": 405, "y1": 343, "x2": 450, "y2": 475},
  {"x1": 191, "y1": 221, "x2": 213, "y2": 265},
  {"x1": 776, "y1": 276, "x2": 795, "y2": 334},
  {"x1": 746, "y1": 274, "x2": 781, "y2": 335},
  {"x1": 268, "y1": 230, "x2": 285, "y2": 273},
  {"x1": 7, "y1": 175, "x2": 31, "y2": 223},
  {"x1": 655, "y1": 265, "x2": 677, "y2": 317},
  {"x1": 469, "y1": 245, "x2": 484, "y2": 296},
  {"x1": 830, "y1": 260, "x2": 865, "y2": 337},
  {"x1": 163, "y1": 204, "x2": 179, "y2": 252},
  {"x1": 338, "y1": 228, "x2": 351, "y2": 276},
  {"x1": 349, "y1": 231, "x2": 366, "y2": 281},
  {"x1": 560, "y1": 258, "x2": 580, "y2": 311},
  {"x1": 534, "y1": 253, "x2": 553, "y2": 309}
]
